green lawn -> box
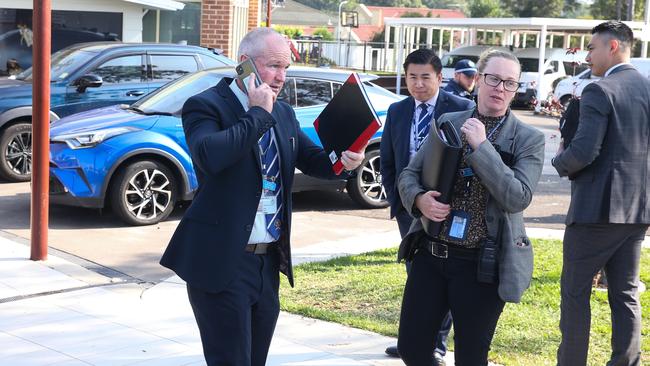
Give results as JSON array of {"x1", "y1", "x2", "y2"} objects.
[{"x1": 279, "y1": 239, "x2": 650, "y2": 365}]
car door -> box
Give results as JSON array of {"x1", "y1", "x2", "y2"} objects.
[
  {"x1": 147, "y1": 53, "x2": 200, "y2": 92},
  {"x1": 61, "y1": 53, "x2": 147, "y2": 116}
]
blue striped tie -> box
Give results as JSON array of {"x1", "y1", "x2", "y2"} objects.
[
  {"x1": 259, "y1": 131, "x2": 282, "y2": 240},
  {"x1": 416, "y1": 103, "x2": 433, "y2": 150}
]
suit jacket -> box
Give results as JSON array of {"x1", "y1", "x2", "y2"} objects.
[
  {"x1": 380, "y1": 89, "x2": 475, "y2": 218},
  {"x1": 398, "y1": 109, "x2": 545, "y2": 302},
  {"x1": 553, "y1": 64, "x2": 650, "y2": 225},
  {"x1": 160, "y1": 78, "x2": 337, "y2": 293}
]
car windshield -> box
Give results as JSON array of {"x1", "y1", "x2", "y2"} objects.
[
  {"x1": 16, "y1": 48, "x2": 97, "y2": 82},
  {"x1": 132, "y1": 70, "x2": 225, "y2": 115},
  {"x1": 519, "y1": 58, "x2": 548, "y2": 73}
]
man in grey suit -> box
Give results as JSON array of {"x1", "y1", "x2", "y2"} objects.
[{"x1": 553, "y1": 21, "x2": 650, "y2": 366}]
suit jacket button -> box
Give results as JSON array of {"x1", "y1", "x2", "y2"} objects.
[{"x1": 245, "y1": 224, "x2": 253, "y2": 231}]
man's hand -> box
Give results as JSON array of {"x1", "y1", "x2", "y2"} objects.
[
  {"x1": 415, "y1": 191, "x2": 450, "y2": 222},
  {"x1": 247, "y1": 73, "x2": 275, "y2": 113},
  {"x1": 460, "y1": 117, "x2": 486, "y2": 150},
  {"x1": 341, "y1": 150, "x2": 365, "y2": 171}
]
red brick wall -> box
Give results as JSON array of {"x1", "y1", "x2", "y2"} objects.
[
  {"x1": 248, "y1": 0, "x2": 259, "y2": 30},
  {"x1": 201, "y1": 0, "x2": 234, "y2": 57}
]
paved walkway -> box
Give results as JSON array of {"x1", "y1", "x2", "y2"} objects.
[{"x1": 1, "y1": 227, "x2": 648, "y2": 365}]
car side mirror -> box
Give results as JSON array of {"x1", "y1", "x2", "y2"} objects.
[{"x1": 75, "y1": 74, "x2": 103, "y2": 93}]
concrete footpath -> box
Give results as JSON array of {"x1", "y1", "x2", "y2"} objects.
[{"x1": 0, "y1": 228, "x2": 647, "y2": 366}]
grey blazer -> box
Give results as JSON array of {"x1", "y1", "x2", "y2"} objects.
[
  {"x1": 553, "y1": 64, "x2": 650, "y2": 225},
  {"x1": 398, "y1": 109, "x2": 545, "y2": 303}
]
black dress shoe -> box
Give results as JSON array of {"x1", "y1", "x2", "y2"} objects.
[{"x1": 385, "y1": 345, "x2": 400, "y2": 357}]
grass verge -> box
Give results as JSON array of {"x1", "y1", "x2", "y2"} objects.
[{"x1": 279, "y1": 239, "x2": 650, "y2": 365}]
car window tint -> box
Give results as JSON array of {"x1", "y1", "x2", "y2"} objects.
[
  {"x1": 278, "y1": 78, "x2": 296, "y2": 106},
  {"x1": 295, "y1": 79, "x2": 332, "y2": 107},
  {"x1": 332, "y1": 82, "x2": 342, "y2": 95},
  {"x1": 94, "y1": 55, "x2": 144, "y2": 84},
  {"x1": 151, "y1": 55, "x2": 198, "y2": 82},
  {"x1": 198, "y1": 54, "x2": 228, "y2": 69}
]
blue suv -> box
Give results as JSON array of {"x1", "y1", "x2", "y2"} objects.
[
  {"x1": 0, "y1": 42, "x2": 234, "y2": 182},
  {"x1": 49, "y1": 66, "x2": 403, "y2": 225}
]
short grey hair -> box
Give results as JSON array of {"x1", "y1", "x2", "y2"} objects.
[
  {"x1": 476, "y1": 49, "x2": 521, "y2": 75},
  {"x1": 238, "y1": 28, "x2": 283, "y2": 59}
]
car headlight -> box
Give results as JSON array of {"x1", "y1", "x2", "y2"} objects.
[{"x1": 51, "y1": 127, "x2": 141, "y2": 149}]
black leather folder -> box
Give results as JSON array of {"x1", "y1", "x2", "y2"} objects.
[
  {"x1": 313, "y1": 73, "x2": 381, "y2": 175},
  {"x1": 420, "y1": 120, "x2": 463, "y2": 237}
]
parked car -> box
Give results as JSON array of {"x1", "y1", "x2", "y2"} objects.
[
  {"x1": 0, "y1": 42, "x2": 234, "y2": 182},
  {"x1": 553, "y1": 57, "x2": 650, "y2": 108},
  {"x1": 49, "y1": 66, "x2": 403, "y2": 225},
  {"x1": 441, "y1": 46, "x2": 588, "y2": 105}
]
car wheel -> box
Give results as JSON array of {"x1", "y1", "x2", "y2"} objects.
[
  {"x1": 110, "y1": 160, "x2": 177, "y2": 226},
  {"x1": 0, "y1": 122, "x2": 32, "y2": 182},
  {"x1": 346, "y1": 148, "x2": 389, "y2": 208}
]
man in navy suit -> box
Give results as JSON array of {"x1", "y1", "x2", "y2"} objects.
[
  {"x1": 160, "y1": 28, "x2": 364, "y2": 366},
  {"x1": 380, "y1": 48, "x2": 474, "y2": 364}
]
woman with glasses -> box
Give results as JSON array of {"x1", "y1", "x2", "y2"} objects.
[{"x1": 396, "y1": 49, "x2": 545, "y2": 365}]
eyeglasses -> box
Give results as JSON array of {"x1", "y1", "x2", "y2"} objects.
[{"x1": 480, "y1": 73, "x2": 522, "y2": 92}]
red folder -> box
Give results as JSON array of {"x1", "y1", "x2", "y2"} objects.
[{"x1": 313, "y1": 73, "x2": 381, "y2": 175}]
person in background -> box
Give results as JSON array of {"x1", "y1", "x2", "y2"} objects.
[
  {"x1": 380, "y1": 48, "x2": 474, "y2": 365},
  {"x1": 443, "y1": 59, "x2": 477, "y2": 101}
]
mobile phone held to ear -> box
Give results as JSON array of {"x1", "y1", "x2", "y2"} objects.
[{"x1": 235, "y1": 58, "x2": 262, "y2": 95}]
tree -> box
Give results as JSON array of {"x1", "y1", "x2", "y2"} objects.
[
  {"x1": 469, "y1": 0, "x2": 506, "y2": 17},
  {"x1": 591, "y1": 0, "x2": 644, "y2": 20},
  {"x1": 502, "y1": 0, "x2": 563, "y2": 17},
  {"x1": 312, "y1": 27, "x2": 335, "y2": 40}
]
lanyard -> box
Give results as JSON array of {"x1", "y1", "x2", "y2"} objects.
[{"x1": 464, "y1": 116, "x2": 506, "y2": 155}]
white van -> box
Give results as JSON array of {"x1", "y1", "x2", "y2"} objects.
[
  {"x1": 553, "y1": 57, "x2": 650, "y2": 107},
  {"x1": 440, "y1": 46, "x2": 588, "y2": 105},
  {"x1": 513, "y1": 47, "x2": 588, "y2": 105},
  {"x1": 440, "y1": 45, "x2": 511, "y2": 83}
]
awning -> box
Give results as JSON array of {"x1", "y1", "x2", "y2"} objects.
[{"x1": 122, "y1": 0, "x2": 186, "y2": 11}]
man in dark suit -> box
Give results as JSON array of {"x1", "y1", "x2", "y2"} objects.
[
  {"x1": 379, "y1": 48, "x2": 474, "y2": 364},
  {"x1": 160, "y1": 28, "x2": 364, "y2": 366},
  {"x1": 553, "y1": 21, "x2": 650, "y2": 366}
]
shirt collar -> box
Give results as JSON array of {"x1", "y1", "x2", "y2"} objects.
[
  {"x1": 229, "y1": 79, "x2": 249, "y2": 111},
  {"x1": 414, "y1": 91, "x2": 439, "y2": 110},
  {"x1": 604, "y1": 62, "x2": 631, "y2": 77}
]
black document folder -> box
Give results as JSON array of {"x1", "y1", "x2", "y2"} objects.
[
  {"x1": 420, "y1": 120, "x2": 463, "y2": 237},
  {"x1": 313, "y1": 73, "x2": 381, "y2": 175}
]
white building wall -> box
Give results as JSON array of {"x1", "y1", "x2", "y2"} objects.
[{"x1": 0, "y1": 0, "x2": 144, "y2": 42}]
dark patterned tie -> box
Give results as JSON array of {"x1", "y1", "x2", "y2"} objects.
[
  {"x1": 415, "y1": 103, "x2": 433, "y2": 150},
  {"x1": 259, "y1": 131, "x2": 282, "y2": 240}
]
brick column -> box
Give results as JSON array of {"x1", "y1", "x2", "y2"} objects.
[
  {"x1": 248, "y1": 0, "x2": 260, "y2": 30},
  {"x1": 201, "y1": 0, "x2": 234, "y2": 57}
]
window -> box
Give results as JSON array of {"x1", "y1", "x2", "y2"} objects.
[
  {"x1": 150, "y1": 55, "x2": 198, "y2": 82},
  {"x1": 441, "y1": 55, "x2": 480, "y2": 68},
  {"x1": 295, "y1": 79, "x2": 332, "y2": 107},
  {"x1": 278, "y1": 78, "x2": 297, "y2": 107},
  {"x1": 93, "y1": 55, "x2": 144, "y2": 84},
  {"x1": 198, "y1": 54, "x2": 228, "y2": 69}
]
